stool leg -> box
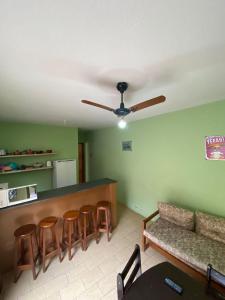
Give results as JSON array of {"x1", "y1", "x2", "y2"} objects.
[
  {"x1": 51, "y1": 226, "x2": 56, "y2": 245},
  {"x1": 39, "y1": 227, "x2": 43, "y2": 254},
  {"x1": 92, "y1": 211, "x2": 98, "y2": 244},
  {"x1": 96, "y1": 208, "x2": 100, "y2": 227},
  {"x1": 83, "y1": 215, "x2": 87, "y2": 251},
  {"x1": 62, "y1": 220, "x2": 66, "y2": 253},
  {"x1": 42, "y1": 229, "x2": 46, "y2": 273},
  {"x1": 96, "y1": 208, "x2": 100, "y2": 241},
  {"x1": 73, "y1": 220, "x2": 77, "y2": 240},
  {"x1": 34, "y1": 231, "x2": 39, "y2": 262},
  {"x1": 77, "y1": 218, "x2": 84, "y2": 251},
  {"x1": 28, "y1": 236, "x2": 36, "y2": 280},
  {"x1": 87, "y1": 214, "x2": 90, "y2": 236},
  {"x1": 105, "y1": 209, "x2": 110, "y2": 242},
  {"x1": 14, "y1": 238, "x2": 21, "y2": 283},
  {"x1": 68, "y1": 222, "x2": 72, "y2": 260},
  {"x1": 109, "y1": 207, "x2": 112, "y2": 233},
  {"x1": 54, "y1": 226, "x2": 62, "y2": 262}
]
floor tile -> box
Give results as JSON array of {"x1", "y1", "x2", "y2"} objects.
[
  {"x1": 60, "y1": 279, "x2": 85, "y2": 300},
  {"x1": 76, "y1": 283, "x2": 102, "y2": 300},
  {"x1": 97, "y1": 273, "x2": 116, "y2": 296}
]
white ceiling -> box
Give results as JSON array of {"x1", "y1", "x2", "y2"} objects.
[{"x1": 0, "y1": 0, "x2": 225, "y2": 129}]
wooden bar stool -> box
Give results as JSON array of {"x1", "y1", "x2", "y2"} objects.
[
  {"x1": 62, "y1": 210, "x2": 84, "y2": 260},
  {"x1": 39, "y1": 216, "x2": 62, "y2": 272},
  {"x1": 14, "y1": 224, "x2": 39, "y2": 282},
  {"x1": 80, "y1": 205, "x2": 98, "y2": 250},
  {"x1": 97, "y1": 201, "x2": 112, "y2": 242}
]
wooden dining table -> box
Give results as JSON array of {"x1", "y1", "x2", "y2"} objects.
[{"x1": 123, "y1": 262, "x2": 223, "y2": 300}]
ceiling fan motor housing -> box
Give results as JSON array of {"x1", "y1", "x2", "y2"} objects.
[
  {"x1": 116, "y1": 82, "x2": 128, "y2": 94},
  {"x1": 114, "y1": 107, "x2": 131, "y2": 116}
]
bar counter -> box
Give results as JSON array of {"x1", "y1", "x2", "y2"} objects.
[{"x1": 0, "y1": 178, "x2": 117, "y2": 273}]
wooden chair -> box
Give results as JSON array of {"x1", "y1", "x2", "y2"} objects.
[
  {"x1": 14, "y1": 224, "x2": 39, "y2": 282},
  {"x1": 39, "y1": 216, "x2": 62, "y2": 272},
  {"x1": 96, "y1": 201, "x2": 112, "y2": 242},
  {"x1": 0, "y1": 273, "x2": 3, "y2": 299},
  {"x1": 207, "y1": 264, "x2": 225, "y2": 287},
  {"x1": 117, "y1": 244, "x2": 142, "y2": 300},
  {"x1": 207, "y1": 264, "x2": 225, "y2": 298},
  {"x1": 62, "y1": 210, "x2": 84, "y2": 260}
]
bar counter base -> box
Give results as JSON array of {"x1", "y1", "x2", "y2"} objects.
[{"x1": 0, "y1": 180, "x2": 117, "y2": 273}]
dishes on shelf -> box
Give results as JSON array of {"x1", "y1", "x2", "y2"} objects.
[
  {"x1": 32, "y1": 163, "x2": 44, "y2": 168},
  {"x1": 0, "y1": 166, "x2": 53, "y2": 175},
  {"x1": 0, "y1": 152, "x2": 55, "y2": 158},
  {"x1": 0, "y1": 166, "x2": 12, "y2": 172},
  {"x1": 1, "y1": 149, "x2": 53, "y2": 156},
  {"x1": 0, "y1": 149, "x2": 55, "y2": 174}
]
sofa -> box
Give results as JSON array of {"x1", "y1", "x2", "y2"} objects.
[{"x1": 142, "y1": 202, "x2": 225, "y2": 277}]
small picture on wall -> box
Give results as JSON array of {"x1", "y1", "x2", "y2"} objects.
[
  {"x1": 122, "y1": 141, "x2": 132, "y2": 151},
  {"x1": 205, "y1": 136, "x2": 225, "y2": 160}
]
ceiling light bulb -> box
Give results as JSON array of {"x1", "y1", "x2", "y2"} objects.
[{"x1": 118, "y1": 118, "x2": 127, "y2": 129}]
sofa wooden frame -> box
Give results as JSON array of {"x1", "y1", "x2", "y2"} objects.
[
  {"x1": 142, "y1": 209, "x2": 225, "y2": 296},
  {"x1": 142, "y1": 210, "x2": 211, "y2": 284}
]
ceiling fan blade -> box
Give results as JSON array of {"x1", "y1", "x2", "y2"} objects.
[
  {"x1": 129, "y1": 95, "x2": 166, "y2": 112},
  {"x1": 81, "y1": 100, "x2": 114, "y2": 112}
]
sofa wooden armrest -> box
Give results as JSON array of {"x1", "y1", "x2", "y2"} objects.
[
  {"x1": 142, "y1": 210, "x2": 159, "y2": 229},
  {"x1": 142, "y1": 210, "x2": 159, "y2": 251}
]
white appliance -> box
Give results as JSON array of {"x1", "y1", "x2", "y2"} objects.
[
  {"x1": 0, "y1": 184, "x2": 37, "y2": 208},
  {"x1": 0, "y1": 183, "x2": 8, "y2": 190},
  {"x1": 0, "y1": 189, "x2": 8, "y2": 208},
  {"x1": 53, "y1": 159, "x2": 77, "y2": 188}
]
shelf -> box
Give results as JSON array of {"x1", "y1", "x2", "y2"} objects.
[
  {"x1": 0, "y1": 166, "x2": 53, "y2": 175},
  {"x1": 0, "y1": 153, "x2": 56, "y2": 158}
]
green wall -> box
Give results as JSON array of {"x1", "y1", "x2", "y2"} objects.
[
  {"x1": 0, "y1": 122, "x2": 78, "y2": 191},
  {"x1": 78, "y1": 129, "x2": 89, "y2": 143},
  {"x1": 89, "y1": 99, "x2": 225, "y2": 217}
]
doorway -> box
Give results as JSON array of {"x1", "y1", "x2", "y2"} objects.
[{"x1": 78, "y1": 143, "x2": 85, "y2": 183}]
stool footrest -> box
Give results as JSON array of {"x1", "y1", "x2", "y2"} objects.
[{"x1": 63, "y1": 237, "x2": 82, "y2": 246}]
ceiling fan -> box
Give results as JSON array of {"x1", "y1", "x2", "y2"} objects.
[{"x1": 81, "y1": 82, "x2": 166, "y2": 128}]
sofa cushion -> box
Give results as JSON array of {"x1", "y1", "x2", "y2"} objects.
[
  {"x1": 158, "y1": 202, "x2": 194, "y2": 230},
  {"x1": 143, "y1": 218, "x2": 225, "y2": 274},
  {"x1": 196, "y1": 211, "x2": 225, "y2": 245}
]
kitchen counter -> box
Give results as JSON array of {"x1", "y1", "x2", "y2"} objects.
[
  {"x1": 0, "y1": 178, "x2": 117, "y2": 273},
  {"x1": 38, "y1": 178, "x2": 116, "y2": 200},
  {"x1": 0, "y1": 178, "x2": 116, "y2": 210}
]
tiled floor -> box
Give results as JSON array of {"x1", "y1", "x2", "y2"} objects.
[{"x1": 1, "y1": 204, "x2": 166, "y2": 300}]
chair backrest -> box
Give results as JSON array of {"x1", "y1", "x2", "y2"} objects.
[
  {"x1": 117, "y1": 244, "x2": 142, "y2": 300},
  {"x1": 207, "y1": 264, "x2": 225, "y2": 288}
]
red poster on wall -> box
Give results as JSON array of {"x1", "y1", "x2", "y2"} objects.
[{"x1": 205, "y1": 136, "x2": 225, "y2": 160}]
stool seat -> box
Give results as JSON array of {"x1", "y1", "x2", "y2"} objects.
[
  {"x1": 80, "y1": 205, "x2": 95, "y2": 214},
  {"x1": 39, "y1": 216, "x2": 57, "y2": 228},
  {"x1": 14, "y1": 224, "x2": 36, "y2": 238},
  {"x1": 97, "y1": 201, "x2": 110, "y2": 208},
  {"x1": 63, "y1": 210, "x2": 80, "y2": 221}
]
